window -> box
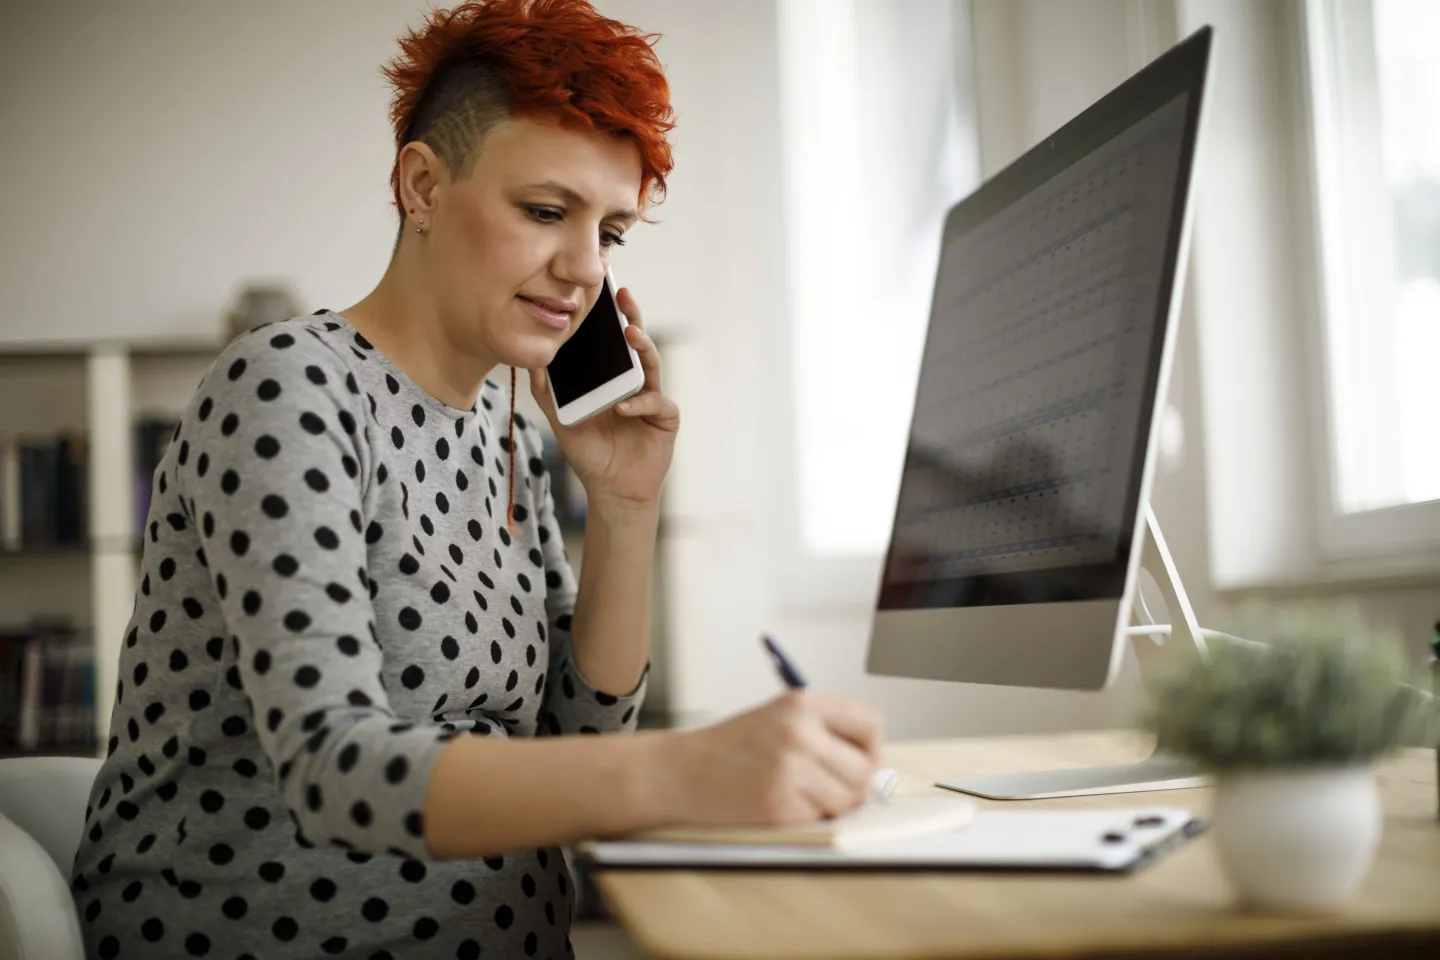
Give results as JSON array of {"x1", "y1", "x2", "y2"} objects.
[
  {"x1": 1301, "y1": 0, "x2": 1440, "y2": 566},
  {"x1": 1371, "y1": 0, "x2": 1440, "y2": 508},
  {"x1": 776, "y1": 0, "x2": 979, "y2": 563},
  {"x1": 1304, "y1": 0, "x2": 1440, "y2": 514}
]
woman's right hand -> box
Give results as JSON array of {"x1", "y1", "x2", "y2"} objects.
[{"x1": 656, "y1": 691, "x2": 884, "y2": 826}]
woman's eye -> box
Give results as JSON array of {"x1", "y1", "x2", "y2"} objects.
[{"x1": 528, "y1": 205, "x2": 623, "y2": 247}]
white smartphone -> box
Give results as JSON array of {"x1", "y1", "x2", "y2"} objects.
[{"x1": 546, "y1": 269, "x2": 645, "y2": 427}]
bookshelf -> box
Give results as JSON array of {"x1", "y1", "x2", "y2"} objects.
[
  {"x1": 0, "y1": 337, "x2": 225, "y2": 759},
  {"x1": 0, "y1": 330, "x2": 692, "y2": 757}
]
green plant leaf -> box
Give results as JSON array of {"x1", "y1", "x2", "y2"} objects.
[{"x1": 1139, "y1": 617, "x2": 1438, "y2": 771}]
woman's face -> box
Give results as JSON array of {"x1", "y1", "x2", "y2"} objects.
[{"x1": 422, "y1": 116, "x2": 643, "y2": 372}]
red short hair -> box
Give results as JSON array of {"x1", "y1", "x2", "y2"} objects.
[{"x1": 382, "y1": 0, "x2": 675, "y2": 220}]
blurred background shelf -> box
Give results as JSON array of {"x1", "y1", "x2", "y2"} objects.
[
  {"x1": 0, "y1": 339, "x2": 227, "y2": 362},
  {"x1": 0, "y1": 745, "x2": 99, "y2": 760},
  {"x1": 0, "y1": 341, "x2": 213, "y2": 752},
  {"x1": 0, "y1": 537, "x2": 143, "y2": 558},
  {"x1": 0, "y1": 544, "x2": 92, "y2": 559}
]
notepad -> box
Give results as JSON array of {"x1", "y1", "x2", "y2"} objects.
[{"x1": 620, "y1": 795, "x2": 977, "y2": 851}]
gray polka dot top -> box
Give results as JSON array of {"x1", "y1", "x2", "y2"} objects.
[{"x1": 71, "y1": 312, "x2": 647, "y2": 960}]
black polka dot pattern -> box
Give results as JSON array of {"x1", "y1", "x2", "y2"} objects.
[{"x1": 73, "y1": 315, "x2": 644, "y2": 960}]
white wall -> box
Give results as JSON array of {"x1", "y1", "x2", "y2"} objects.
[
  {"x1": 2, "y1": 2, "x2": 394, "y2": 342},
  {"x1": 1176, "y1": 0, "x2": 1319, "y2": 589},
  {"x1": 0, "y1": 0, "x2": 767, "y2": 344}
]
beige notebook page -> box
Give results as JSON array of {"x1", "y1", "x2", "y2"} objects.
[{"x1": 625, "y1": 795, "x2": 977, "y2": 851}]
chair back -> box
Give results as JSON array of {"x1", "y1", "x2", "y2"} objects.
[{"x1": 0, "y1": 756, "x2": 101, "y2": 872}]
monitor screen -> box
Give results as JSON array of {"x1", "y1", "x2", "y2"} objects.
[{"x1": 878, "y1": 42, "x2": 1205, "y2": 612}]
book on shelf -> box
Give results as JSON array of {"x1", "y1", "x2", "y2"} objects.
[
  {"x1": 0, "y1": 619, "x2": 96, "y2": 754},
  {"x1": 0, "y1": 439, "x2": 18, "y2": 552},
  {"x1": 0, "y1": 432, "x2": 88, "y2": 550},
  {"x1": 0, "y1": 419, "x2": 179, "y2": 552}
]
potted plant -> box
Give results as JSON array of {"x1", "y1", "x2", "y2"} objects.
[{"x1": 1142, "y1": 614, "x2": 1437, "y2": 913}]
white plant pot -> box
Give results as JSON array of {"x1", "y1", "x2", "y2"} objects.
[{"x1": 1212, "y1": 765, "x2": 1381, "y2": 913}]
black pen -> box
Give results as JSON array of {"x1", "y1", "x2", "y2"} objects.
[
  {"x1": 762, "y1": 633, "x2": 808, "y2": 689},
  {"x1": 760, "y1": 634, "x2": 898, "y2": 803}
]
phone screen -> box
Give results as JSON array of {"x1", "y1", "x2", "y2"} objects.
[{"x1": 547, "y1": 277, "x2": 636, "y2": 407}]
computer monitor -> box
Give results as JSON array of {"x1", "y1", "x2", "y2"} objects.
[{"x1": 865, "y1": 27, "x2": 1214, "y2": 799}]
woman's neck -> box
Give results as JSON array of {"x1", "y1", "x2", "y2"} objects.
[{"x1": 338, "y1": 256, "x2": 499, "y2": 411}]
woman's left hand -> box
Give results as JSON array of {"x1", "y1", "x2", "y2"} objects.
[{"x1": 529, "y1": 287, "x2": 679, "y2": 518}]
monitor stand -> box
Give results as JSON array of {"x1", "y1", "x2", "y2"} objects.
[{"x1": 935, "y1": 505, "x2": 1219, "y2": 800}]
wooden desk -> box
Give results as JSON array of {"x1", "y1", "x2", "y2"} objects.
[{"x1": 593, "y1": 732, "x2": 1440, "y2": 959}]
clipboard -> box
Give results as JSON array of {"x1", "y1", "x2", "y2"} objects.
[{"x1": 577, "y1": 806, "x2": 1206, "y2": 875}]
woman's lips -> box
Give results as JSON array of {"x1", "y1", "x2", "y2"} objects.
[{"x1": 516, "y1": 295, "x2": 574, "y2": 330}]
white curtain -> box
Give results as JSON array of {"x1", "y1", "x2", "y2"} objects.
[{"x1": 777, "y1": 0, "x2": 980, "y2": 555}]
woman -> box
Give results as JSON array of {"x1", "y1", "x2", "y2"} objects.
[{"x1": 72, "y1": 2, "x2": 882, "y2": 958}]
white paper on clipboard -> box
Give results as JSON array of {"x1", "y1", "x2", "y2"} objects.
[{"x1": 578, "y1": 806, "x2": 1205, "y2": 874}]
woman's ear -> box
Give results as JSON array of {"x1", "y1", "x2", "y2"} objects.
[{"x1": 398, "y1": 141, "x2": 444, "y2": 217}]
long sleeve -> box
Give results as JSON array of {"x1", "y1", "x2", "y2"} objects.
[
  {"x1": 172, "y1": 330, "x2": 446, "y2": 859},
  {"x1": 521, "y1": 424, "x2": 649, "y2": 738}
]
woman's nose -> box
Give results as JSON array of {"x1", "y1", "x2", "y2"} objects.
[{"x1": 552, "y1": 231, "x2": 607, "y2": 290}]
